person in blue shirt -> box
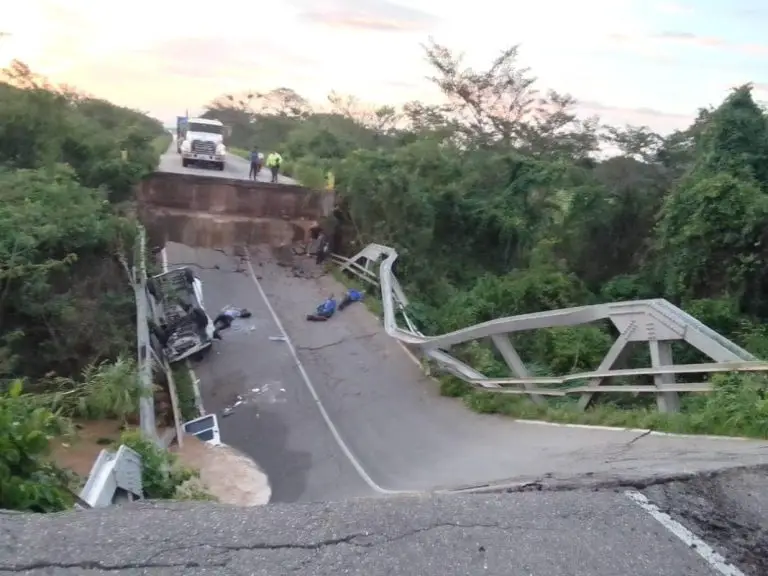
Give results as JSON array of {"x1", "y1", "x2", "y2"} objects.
[
  {"x1": 306, "y1": 295, "x2": 337, "y2": 321},
  {"x1": 339, "y1": 288, "x2": 364, "y2": 310},
  {"x1": 248, "y1": 147, "x2": 261, "y2": 180}
]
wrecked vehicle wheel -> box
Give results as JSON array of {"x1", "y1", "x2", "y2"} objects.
[
  {"x1": 146, "y1": 278, "x2": 159, "y2": 300},
  {"x1": 190, "y1": 307, "x2": 209, "y2": 329},
  {"x1": 148, "y1": 321, "x2": 169, "y2": 346},
  {"x1": 191, "y1": 346, "x2": 211, "y2": 362}
]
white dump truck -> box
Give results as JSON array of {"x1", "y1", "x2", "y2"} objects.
[{"x1": 178, "y1": 117, "x2": 227, "y2": 171}]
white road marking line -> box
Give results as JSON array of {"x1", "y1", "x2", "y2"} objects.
[
  {"x1": 509, "y1": 418, "x2": 758, "y2": 441},
  {"x1": 160, "y1": 247, "x2": 204, "y2": 417},
  {"x1": 625, "y1": 490, "x2": 747, "y2": 576},
  {"x1": 245, "y1": 251, "x2": 411, "y2": 496}
]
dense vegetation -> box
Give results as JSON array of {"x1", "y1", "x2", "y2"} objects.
[
  {"x1": 0, "y1": 61, "x2": 197, "y2": 512},
  {"x1": 206, "y1": 41, "x2": 768, "y2": 435}
]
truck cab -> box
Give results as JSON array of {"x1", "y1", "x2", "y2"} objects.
[{"x1": 179, "y1": 117, "x2": 227, "y2": 171}]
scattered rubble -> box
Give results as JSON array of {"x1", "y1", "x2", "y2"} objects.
[{"x1": 220, "y1": 382, "x2": 287, "y2": 417}]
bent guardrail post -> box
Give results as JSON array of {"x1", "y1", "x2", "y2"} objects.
[{"x1": 333, "y1": 243, "x2": 768, "y2": 413}]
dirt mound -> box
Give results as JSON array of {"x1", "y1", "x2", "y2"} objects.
[{"x1": 174, "y1": 436, "x2": 271, "y2": 506}]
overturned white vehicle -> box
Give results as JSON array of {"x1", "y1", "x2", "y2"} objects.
[{"x1": 146, "y1": 266, "x2": 215, "y2": 363}]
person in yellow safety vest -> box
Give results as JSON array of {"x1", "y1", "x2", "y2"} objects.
[{"x1": 266, "y1": 151, "x2": 283, "y2": 183}]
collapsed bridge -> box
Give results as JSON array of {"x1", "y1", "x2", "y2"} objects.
[
  {"x1": 132, "y1": 156, "x2": 768, "y2": 501},
  {"x1": 137, "y1": 170, "x2": 334, "y2": 251}
]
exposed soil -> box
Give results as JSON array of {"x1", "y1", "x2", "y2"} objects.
[
  {"x1": 173, "y1": 436, "x2": 271, "y2": 506},
  {"x1": 642, "y1": 466, "x2": 768, "y2": 576},
  {"x1": 49, "y1": 420, "x2": 124, "y2": 478}
]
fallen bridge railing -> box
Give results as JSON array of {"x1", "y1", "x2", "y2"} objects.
[{"x1": 331, "y1": 244, "x2": 768, "y2": 413}]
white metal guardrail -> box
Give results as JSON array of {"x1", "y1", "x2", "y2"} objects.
[{"x1": 333, "y1": 244, "x2": 768, "y2": 413}]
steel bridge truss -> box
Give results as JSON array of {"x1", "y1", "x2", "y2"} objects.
[{"x1": 333, "y1": 243, "x2": 768, "y2": 413}]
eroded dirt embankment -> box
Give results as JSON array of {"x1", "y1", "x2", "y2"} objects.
[
  {"x1": 642, "y1": 466, "x2": 768, "y2": 576},
  {"x1": 137, "y1": 171, "x2": 334, "y2": 250}
]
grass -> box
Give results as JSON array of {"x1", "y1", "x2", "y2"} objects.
[
  {"x1": 331, "y1": 263, "x2": 768, "y2": 439},
  {"x1": 229, "y1": 147, "x2": 249, "y2": 160},
  {"x1": 152, "y1": 133, "x2": 172, "y2": 156},
  {"x1": 439, "y1": 371, "x2": 768, "y2": 438},
  {"x1": 330, "y1": 268, "x2": 383, "y2": 318},
  {"x1": 172, "y1": 364, "x2": 199, "y2": 422}
]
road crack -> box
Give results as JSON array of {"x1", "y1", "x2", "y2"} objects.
[
  {"x1": 0, "y1": 524, "x2": 522, "y2": 573},
  {"x1": 296, "y1": 332, "x2": 377, "y2": 351},
  {"x1": 603, "y1": 429, "x2": 653, "y2": 463}
]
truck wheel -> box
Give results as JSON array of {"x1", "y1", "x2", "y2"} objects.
[
  {"x1": 218, "y1": 163, "x2": 225, "y2": 171},
  {"x1": 182, "y1": 159, "x2": 189, "y2": 167}
]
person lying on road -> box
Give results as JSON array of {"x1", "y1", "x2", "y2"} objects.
[
  {"x1": 306, "y1": 295, "x2": 337, "y2": 321},
  {"x1": 213, "y1": 306, "x2": 253, "y2": 339}
]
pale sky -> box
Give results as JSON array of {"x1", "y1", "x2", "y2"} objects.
[{"x1": 2, "y1": 0, "x2": 767, "y2": 133}]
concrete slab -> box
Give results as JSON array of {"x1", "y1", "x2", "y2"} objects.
[{"x1": 0, "y1": 486, "x2": 755, "y2": 575}]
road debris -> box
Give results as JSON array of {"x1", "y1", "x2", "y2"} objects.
[{"x1": 220, "y1": 382, "x2": 287, "y2": 417}]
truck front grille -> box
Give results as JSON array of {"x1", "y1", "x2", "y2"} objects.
[{"x1": 191, "y1": 140, "x2": 216, "y2": 154}]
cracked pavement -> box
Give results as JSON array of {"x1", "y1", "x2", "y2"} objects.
[
  {"x1": 164, "y1": 244, "x2": 768, "y2": 504},
  {"x1": 4, "y1": 478, "x2": 766, "y2": 576}
]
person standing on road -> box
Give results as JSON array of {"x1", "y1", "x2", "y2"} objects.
[
  {"x1": 248, "y1": 146, "x2": 261, "y2": 180},
  {"x1": 266, "y1": 151, "x2": 283, "y2": 183}
]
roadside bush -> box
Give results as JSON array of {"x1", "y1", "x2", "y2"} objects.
[
  {"x1": 120, "y1": 430, "x2": 212, "y2": 501},
  {"x1": 35, "y1": 357, "x2": 144, "y2": 423},
  {"x1": 292, "y1": 156, "x2": 327, "y2": 189},
  {"x1": 0, "y1": 381, "x2": 73, "y2": 512}
]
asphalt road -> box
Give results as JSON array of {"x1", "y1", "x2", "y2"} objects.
[
  {"x1": 158, "y1": 141, "x2": 295, "y2": 184},
  {"x1": 164, "y1": 244, "x2": 768, "y2": 504},
  {"x1": 3, "y1": 467, "x2": 766, "y2": 575}
]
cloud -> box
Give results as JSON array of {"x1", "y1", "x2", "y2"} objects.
[
  {"x1": 650, "y1": 31, "x2": 725, "y2": 47},
  {"x1": 291, "y1": 0, "x2": 438, "y2": 32},
  {"x1": 654, "y1": 2, "x2": 693, "y2": 14},
  {"x1": 577, "y1": 99, "x2": 693, "y2": 133},
  {"x1": 133, "y1": 37, "x2": 317, "y2": 80},
  {"x1": 45, "y1": 37, "x2": 325, "y2": 122},
  {"x1": 608, "y1": 30, "x2": 768, "y2": 57}
]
